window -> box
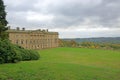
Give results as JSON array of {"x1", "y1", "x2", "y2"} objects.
[
  {"x1": 16, "y1": 40, "x2": 19, "y2": 44},
  {"x1": 21, "y1": 40, "x2": 24, "y2": 44}
]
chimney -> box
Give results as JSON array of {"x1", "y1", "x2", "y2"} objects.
[
  {"x1": 38, "y1": 29, "x2": 41, "y2": 31},
  {"x1": 16, "y1": 27, "x2": 20, "y2": 30},
  {"x1": 22, "y1": 28, "x2": 25, "y2": 31}
]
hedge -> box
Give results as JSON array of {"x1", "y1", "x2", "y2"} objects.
[{"x1": 0, "y1": 39, "x2": 40, "y2": 64}]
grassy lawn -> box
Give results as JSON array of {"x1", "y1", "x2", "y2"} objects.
[{"x1": 0, "y1": 47, "x2": 120, "y2": 80}]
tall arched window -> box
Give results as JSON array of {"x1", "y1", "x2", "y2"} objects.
[
  {"x1": 21, "y1": 40, "x2": 24, "y2": 44},
  {"x1": 16, "y1": 40, "x2": 19, "y2": 44}
]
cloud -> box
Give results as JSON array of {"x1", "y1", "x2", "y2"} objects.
[
  {"x1": 3, "y1": 0, "x2": 120, "y2": 38},
  {"x1": 26, "y1": 11, "x2": 54, "y2": 22}
]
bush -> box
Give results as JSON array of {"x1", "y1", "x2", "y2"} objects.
[
  {"x1": 0, "y1": 39, "x2": 22, "y2": 63},
  {"x1": 0, "y1": 57, "x2": 4, "y2": 64},
  {"x1": 20, "y1": 49, "x2": 40, "y2": 61},
  {"x1": 0, "y1": 39, "x2": 40, "y2": 64},
  {"x1": 20, "y1": 49, "x2": 31, "y2": 61},
  {"x1": 29, "y1": 50, "x2": 40, "y2": 60}
]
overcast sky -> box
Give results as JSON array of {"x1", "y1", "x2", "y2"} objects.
[{"x1": 3, "y1": 0, "x2": 120, "y2": 38}]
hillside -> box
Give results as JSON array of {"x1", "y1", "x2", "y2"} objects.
[{"x1": 62, "y1": 37, "x2": 120, "y2": 43}]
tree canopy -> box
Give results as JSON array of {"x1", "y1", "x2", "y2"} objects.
[{"x1": 0, "y1": 0, "x2": 8, "y2": 39}]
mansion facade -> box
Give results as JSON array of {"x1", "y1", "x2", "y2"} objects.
[{"x1": 7, "y1": 27, "x2": 59, "y2": 49}]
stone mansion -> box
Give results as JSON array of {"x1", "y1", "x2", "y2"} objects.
[{"x1": 7, "y1": 27, "x2": 59, "y2": 49}]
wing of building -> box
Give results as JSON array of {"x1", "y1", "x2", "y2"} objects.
[{"x1": 7, "y1": 27, "x2": 59, "y2": 49}]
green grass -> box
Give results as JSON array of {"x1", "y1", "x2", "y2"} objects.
[{"x1": 0, "y1": 47, "x2": 120, "y2": 80}]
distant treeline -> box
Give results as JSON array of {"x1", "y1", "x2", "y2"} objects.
[
  {"x1": 63, "y1": 37, "x2": 120, "y2": 44},
  {"x1": 59, "y1": 39, "x2": 79, "y2": 47},
  {"x1": 79, "y1": 42, "x2": 120, "y2": 50},
  {"x1": 59, "y1": 39, "x2": 120, "y2": 50}
]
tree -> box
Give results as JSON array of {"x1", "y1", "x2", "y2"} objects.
[{"x1": 0, "y1": 0, "x2": 8, "y2": 39}]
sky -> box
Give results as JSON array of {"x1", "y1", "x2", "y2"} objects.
[{"x1": 3, "y1": 0, "x2": 120, "y2": 38}]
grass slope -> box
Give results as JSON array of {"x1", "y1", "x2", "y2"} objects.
[{"x1": 0, "y1": 48, "x2": 120, "y2": 80}]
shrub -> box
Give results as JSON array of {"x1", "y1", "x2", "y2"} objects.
[
  {"x1": 0, "y1": 39, "x2": 22, "y2": 63},
  {"x1": 20, "y1": 49, "x2": 40, "y2": 61},
  {"x1": 20, "y1": 49, "x2": 31, "y2": 61},
  {"x1": 29, "y1": 50, "x2": 40, "y2": 60},
  {"x1": 0, "y1": 39, "x2": 40, "y2": 64},
  {"x1": 0, "y1": 57, "x2": 4, "y2": 64}
]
